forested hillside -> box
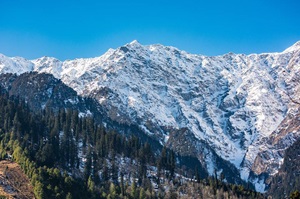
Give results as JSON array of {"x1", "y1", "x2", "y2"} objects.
[{"x1": 0, "y1": 90, "x2": 263, "y2": 198}]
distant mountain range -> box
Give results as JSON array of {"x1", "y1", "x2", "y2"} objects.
[{"x1": 1, "y1": 40, "x2": 300, "y2": 192}]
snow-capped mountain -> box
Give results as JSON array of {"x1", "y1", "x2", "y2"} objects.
[{"x1": 1, "y1": 40, "x2": 300, "y2": 192}]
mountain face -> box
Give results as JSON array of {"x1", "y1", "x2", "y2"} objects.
[{"x1": 1, "y1": 41, "x2": 300, "y2": 192}]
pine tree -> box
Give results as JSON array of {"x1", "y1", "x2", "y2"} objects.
[
  {"x1": 34, "y1": 181, "x2": 44, "y2": 199},
  {"x1": 291, "y1": 190, "x2": 300, "y2": 199},
  {"x1": 168, "y1": 150, "x2": 176, "y2": 178},
  {"x1": 195, "y1": 166, "x2": 200, "y2": 183},
  {"x1": 87, "y1": 176, "x2": 95, "y2": 192},
  {"x1": 139, "y1": 187, "x2": 146, "y2": 199},
  {"x1": 66, "y1": 192, "x2": 73, "y2": 199},
  {"x1": 120, "y1": 172, "x2": 125, "y2": 197},
  {"x1": 84, "y1": 149, "x2": 92, "y2": 182},
  {"x1": 131, "y1": 180, "x2": 137, "y2": 199},
  {"x1": 108, "y1": 183, "x2": 117, "y2": 199}
]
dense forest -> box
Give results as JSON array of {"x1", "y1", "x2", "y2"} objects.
[{"x1": 0, "y1": 91, "x2": 264, "y2": 198}]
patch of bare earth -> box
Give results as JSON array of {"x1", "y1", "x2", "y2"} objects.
[{"x1": 0, "y1": 160, "x2": 35, "y2": 199}]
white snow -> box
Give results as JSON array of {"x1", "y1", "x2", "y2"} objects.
[
  {"x1": 46, "y1": 87, "x2": 53, "y2": 97},
  {"x1": 78, "y1": 110, "x2": 92, "y2": 118},
  {"x1": 253, "y1": 178, "x2": 266, "y2": 193}
]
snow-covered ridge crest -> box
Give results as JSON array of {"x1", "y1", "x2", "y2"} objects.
[
  {"x1": 283, "y1": 41, "x2": 300, "y2": 53},
  {"x1": 0, "y1": 41, "x2": 300, "y2": 192},
  {"x1": 0, "y1": 53, "x2": 34, "y2": 75}
]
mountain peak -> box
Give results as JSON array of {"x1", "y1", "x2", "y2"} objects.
[
  {"x1": 126, "y1": 40, "x2": 142, "y2": 48},
  {"x1": 129, "y1": 40, "x2": 140, "y2": 45},
  {"x1": 117, "y1": 40, "x2": 143, "y2": 53},
  {"x1": 34, "y1": 56, "x2": 61, "y2": 62}
]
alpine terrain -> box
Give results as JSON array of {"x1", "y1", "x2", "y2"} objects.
[{"x1": 0, "y1": 40, "x2": 300, "y2": 193}]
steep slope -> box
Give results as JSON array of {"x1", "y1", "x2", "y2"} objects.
[
  {"x1": 0, "y1": 72, "x2": 94, "y2": 114},
  {"x1": 267, "y1": 138, "x2": 300, "y2": 198},
  {"x1": 0, "y1": 41, "x2": 300, "y2": 191},
  {"x1": 249, "y1": 104, "x2": 300, "y2": 191}
]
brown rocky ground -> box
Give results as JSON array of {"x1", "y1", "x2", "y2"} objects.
[{"x1": 0, "y1": 160, "x2": 34, "y2": 199}]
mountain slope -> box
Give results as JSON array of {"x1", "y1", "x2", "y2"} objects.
[
  {"x1": 0, "y1": 72, "x2": 165, "y2": 153},
  {"x1": 0, "y1": 41, "x2": 300, "y2": 191}
]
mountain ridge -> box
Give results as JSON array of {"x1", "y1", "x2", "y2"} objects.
[{"x1": 1, "y1": 41, "x2": 300, "y2": 192}]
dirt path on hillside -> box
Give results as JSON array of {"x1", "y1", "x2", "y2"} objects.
[{"x1": 0, "y1": 160, "x2": 35, "y2": 199}]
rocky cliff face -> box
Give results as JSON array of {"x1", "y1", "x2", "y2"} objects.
[{"x1": 0, "y1": 41, "x2": 300, "y2": 191}]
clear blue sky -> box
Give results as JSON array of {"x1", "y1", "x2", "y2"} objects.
[{"x1": 0, "y1": 0, "x2": 300, "y2": 60}]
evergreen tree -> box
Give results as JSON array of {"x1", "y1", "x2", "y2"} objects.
[
  {"x1": 87, "y1": 176, "x2": 96, "y2": 197},
  {"x1": 108, "y1": 183, "x2": 117, "y2": 199},
  {"x1": 195, "y1": 166, "x2": 200, "y2": 183},
  {"x1": 291, "y1": 190, "x2": 300, "y2": 199},
  {"x1": 131, "y1": 180, "x2": 137, "y2": 199},
  {"x1": 84, "y1": 149, "x2": 92, "y2": 182},
  {"x1": 34, "y1": 181, "x2": 44, "y2": 199},
  {"x1": 66, "y1": 192, "x2": 73, "y2": 199}
]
